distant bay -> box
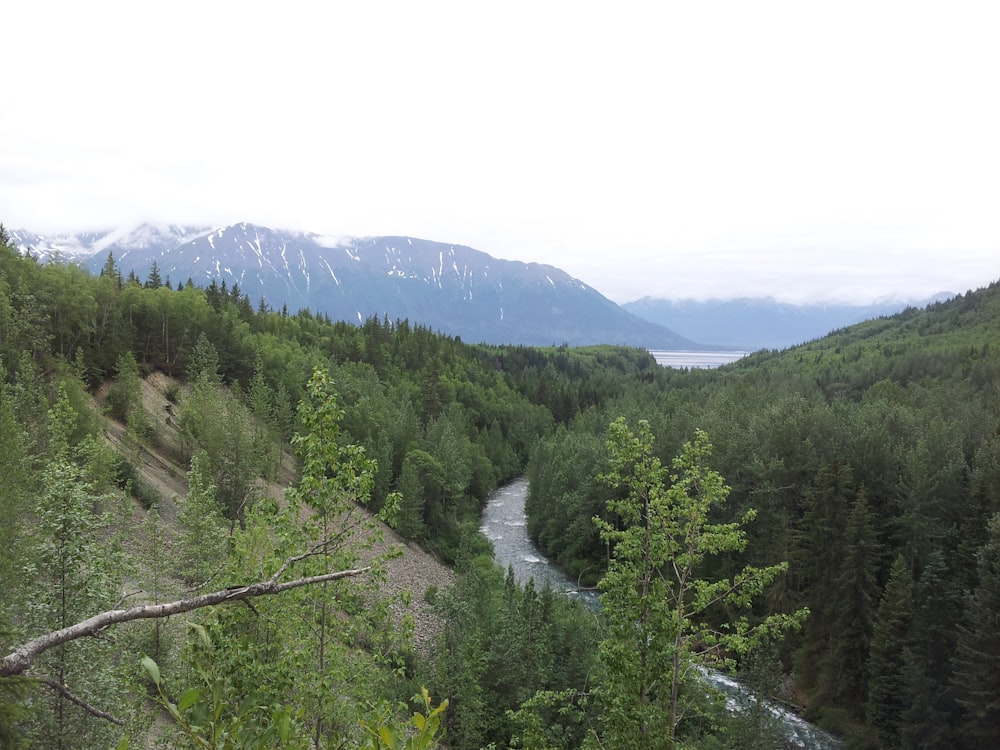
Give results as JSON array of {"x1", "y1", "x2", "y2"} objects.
[{"x1": 650, "y1": 350, "x2": 749, "y2": 369}]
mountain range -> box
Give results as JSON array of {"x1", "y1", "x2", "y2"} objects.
[
  {"x1": 622, "y1": 294, "x2": 956, "y2": 351},
  {"x1": 8, "y1": 222, "x2": 697, "y2": 349},
  {"x1": 9, "y1": 222, "x2": 952, "y2": 351}
]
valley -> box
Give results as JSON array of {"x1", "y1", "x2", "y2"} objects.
[{"x1": 2, "y1": 227, "x2": 999, "y2": 748}]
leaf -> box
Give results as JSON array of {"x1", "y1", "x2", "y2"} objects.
[
  {"x1": 412, "y1": 712, "x2": 426, "y2": 732},
  {"x1": 277, "y1": 707, "x2": 291, "y2": 742},
  {"x1": 379, "y1": 725, "x2": 398, "y2": 747},
  {"x1": 140, "y1": 655, "x2": 161, "y2": 686},
  {"x1": 177, "y1": 687, "x2": 201, "y2": 713},
  {"x1": 190, "y1": 621, "x2": 212, "y2": 649}
]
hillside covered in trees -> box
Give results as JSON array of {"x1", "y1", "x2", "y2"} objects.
[
  {"x1": 1, "y1": 225, "x2": 999, "y2": 749},
  {"x1": 526, "y1": 279, "x2": 1000, "y2": 748}
]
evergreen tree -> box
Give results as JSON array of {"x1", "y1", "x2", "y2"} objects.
[
  {"x1": 867, "y1": 554, "x2": 915, "y2": 747},
  {"x1": 793, "y1": 458, "x2": 853, "y2": 707},
  {"x1": 955, "y1": 434, "x2": 1000, "y2": 591},
  {"x1": 899, "y1": 551, "x2": 961, "y2": 749},
  {"x1": 19, "y1": 387, "x2": 129, "y2": 748},
  {"x1": 175, "y1": 451, "x2": 228, "y2": 587},
  {"x1": 179, "y1": 337, "x2": 269, "y2": 526},
  {"x1": 395, "y1": 454, "x2": 429, "y2": 540},
  {"x1": 952, "y1": 513, "x2": 1000, "y2": 748},
  {"x1": 144, "y1": 261, "x2": 162, "y2": 290},
  {"x1": 105, "y1": 350, "x2": 148, "y2": 439},
  {"x1": 99, "y1": 250, "x2": 122, "y2": 288},
  {"x1": 827, "y1": 488, "x2": 881, "y2": 715}
]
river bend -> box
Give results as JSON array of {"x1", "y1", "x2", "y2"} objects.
[{"x1": 479, "y1": 477, "x2": 841, "y2": 750}]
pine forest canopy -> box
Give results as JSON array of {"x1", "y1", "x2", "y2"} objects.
[{"x1": 1, "y1": 224, "x2": 999, "y2": 748}]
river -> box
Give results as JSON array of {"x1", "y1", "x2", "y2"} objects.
[
  {"x1": 649, "y1": 350, "x2": 749, "y2": 368},
  {"x1": 480, "y1": 477, "x2": 841, "y2": 750}
]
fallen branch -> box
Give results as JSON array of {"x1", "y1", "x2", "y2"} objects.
[{"x1": 1, "y1": 565, "x2": 370, "y2": 678}]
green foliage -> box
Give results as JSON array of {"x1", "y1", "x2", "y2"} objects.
[
  {"x1": 164, "y1": 379, "x2": 181, "y2": 403},
  {"x1": 395, "y1": 451, "x2": 434, "y2": 541},
  {"x1": 105, "y1": 350, "x2": 150, "y2": 440},
  {"x1": 505, "y1": 688, "x2": 590, "y2": 750},
  {"x1": 360, "y1": 687, "x2": 448, "y2": 750},
  {"x1": 18, "y1": 386, "x2": 133, "y2": 748},
  {"x1": 140, "y1": 624, "x2": 309, "y2": 749},
  {"x1": 522, "y1": 283, "x2": 1000, "y2": 742},
  {"x1": 895, "y1": 550, "x2": 961, "y2": 749},
  {"x1": 433, "y1": 558, "x2": 598, "y2": 749},
  {"x1": 827, "y1": 490, "x2": 881, "y2": 716},
  {"x1": 952, "y1": 513, "x2": 1000, "y2": 749},
  {"x1": 6, "y1": 233, "x2": 1000, "y2": 745},
  {"x1": 170, "y1": 368, "x2": 410, "y2": 747},
  {"x1": 179, "y1": 344, "x2": 269, "y2": 524},
  {"x1": 0, "y1": 375, "x2": 31, "y2": 615},
  {"x1": 105, "y1": 369, "x2": 416, "y2": 748},
  {"x1": 590, "y1": 419, "x2": 806, "y2": 749},
  {"x1": 175, "y1": 451, "x2": 229, "y2": 587},
  {"x1": 525, "y1": 428, "x2": 607, "y2": 586},
  {"x1": 866, "y1": 555, "x2": 915, "y2": 746},
  {"x1": 0, "y1": 674, "x2": 28, "y2": 750}
]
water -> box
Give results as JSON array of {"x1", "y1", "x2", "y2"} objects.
[
  {"x1": 480, "y1": 478, "x2": 841, "y2": 750},
  {"x1": 705, "y1": 669, "x2": 842, "y2": 750},
  {"x1": 479, "y1": 477, "x2": 600, "y2": 609},
  {"x1": 650, "y1": 350, "x2": 749, "y2": 368}
]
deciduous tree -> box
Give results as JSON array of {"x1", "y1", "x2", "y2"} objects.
[{"x1": 590, "y1": 419, "x2": 805, "y2": 749}]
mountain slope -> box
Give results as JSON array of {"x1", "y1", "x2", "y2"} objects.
[
  {"x1": 104, "y1": 371, "x2": 454, "y2": 655},
  {"x1": 17, "y1": 222, "x2": 696, "y2": 348},
  {"x1": 728, "y1": 280, "x2": 1000, "y2": 394},
  {"x1": 12, "y1": 223, "x2": 211, "y2": 264}
]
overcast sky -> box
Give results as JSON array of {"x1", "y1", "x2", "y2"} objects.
[{"x1": 3, "y1": 1, "x2": 998, "y2": 304}]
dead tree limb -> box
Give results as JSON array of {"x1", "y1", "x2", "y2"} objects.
[
  {"x1": 1, "y1": 566, "x2": 370, "y2": 678},
  {"x1": 40, "y1": 678, "x2": 125, "y2": 726}
]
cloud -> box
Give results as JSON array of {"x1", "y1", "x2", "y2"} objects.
[{"x1": 3, "y1": 2, "x2": 999, "y2": 305}]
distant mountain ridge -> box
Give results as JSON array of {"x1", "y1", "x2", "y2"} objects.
[
  {"x1": 623, "y1": 295, "x2": 956, "y2": 351},
  {"x1": 11, "y1": 222, "x2": 697, "y2": 349}
]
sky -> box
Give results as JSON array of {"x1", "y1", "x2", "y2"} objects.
[{"x1": 3, "y1": 1, "x2": 999, "y2": 305}]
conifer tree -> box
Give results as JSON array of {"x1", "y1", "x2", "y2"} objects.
[
  {"x1": 899, "y1": 551, "x2": 961, "y2": 749},
  {"x1": 952, "y1": 513, "x2": 1000, "y2": 748},
  {"x1": 19, "y1": 386, "x2": 129, "y2": 748},
  {"x1": 793, "y1": 459, "x2": 852, "y2": 706},
  {"x1": 175, "y1": 451, "x2": 228, "y2": 587},
  {"x1": 867, "y1": 554, "x2": 915, "y2": 747},
  {"x1": 827, "y1": 489, "x2": 881, "y2": 715},
  {"x1": 144, "y1": 261, "x2": 162, "y2": 290},
  {"x1": 395, "y1": 454, "x2": 429, "y2": 540}
]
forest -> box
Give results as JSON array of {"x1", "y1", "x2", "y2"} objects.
[{"x1": 1, "y1": 225, "x2": 999, "y2": 749}]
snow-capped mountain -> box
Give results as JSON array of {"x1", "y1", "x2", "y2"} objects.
[
  {"x1": 8, "y1": 228, "x2": 105, "y2": 263},
  {"x1": 13, "y1": 222, "x2": 696, "y2": 348},
  {"x1": 13, "y1": 224, "x2": 212, "y2": 265}
]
